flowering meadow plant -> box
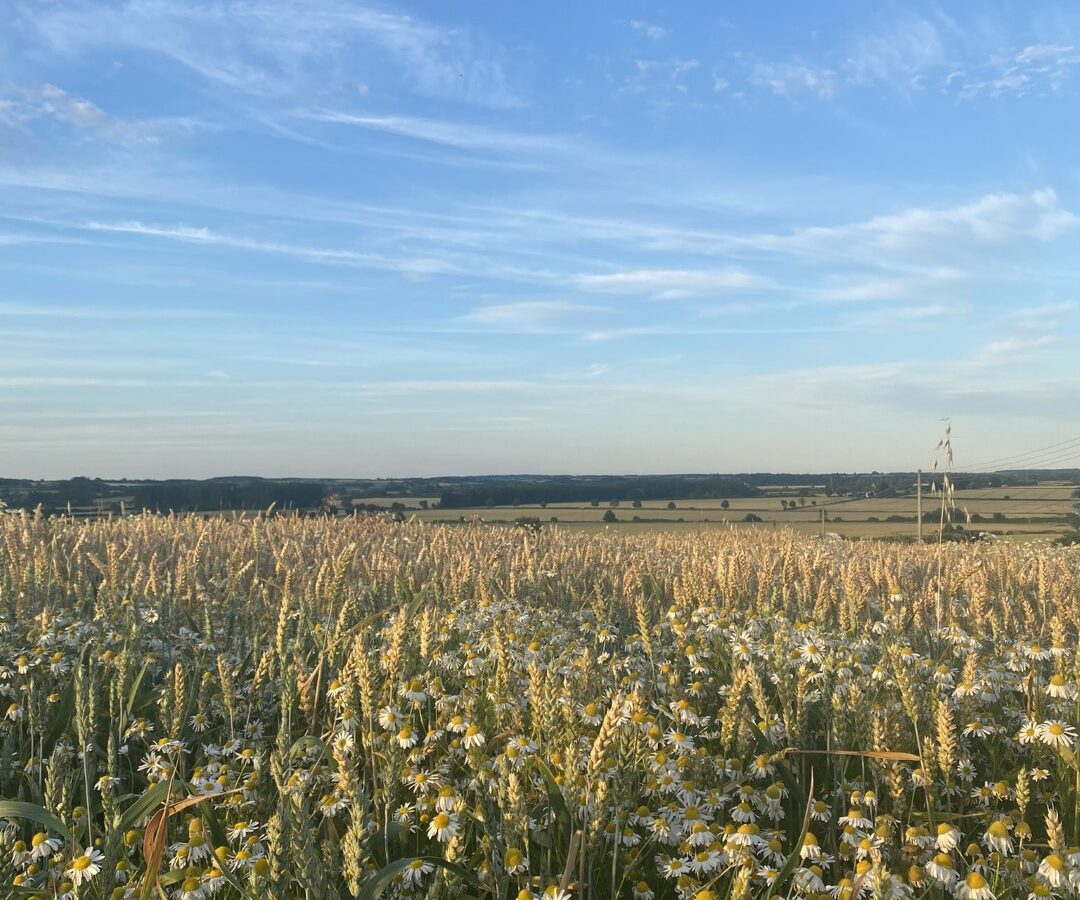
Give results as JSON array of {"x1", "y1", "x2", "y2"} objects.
[{"x1": 0, "y1": 510, "x2": 1079, "y2": 899}]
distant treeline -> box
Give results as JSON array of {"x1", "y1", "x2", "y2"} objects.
[
  {"x1": 0, "y1": 476, "x2": 325, "y2": 514},
  {"x1": 1, "y1": 470, "x2": 1076, "y2": 515},
  {"x1": 438, "y1": 476, "x2": 760, "y2": 508},
  {"x1": 130, "y1": 480, "x2": 325, "y2": 511}
]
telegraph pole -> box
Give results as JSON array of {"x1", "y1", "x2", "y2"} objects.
[{"x1": 916, "y1": 469, "x2": 923, "y2": 542}]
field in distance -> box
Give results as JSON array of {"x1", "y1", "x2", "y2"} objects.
[{"x1": 355, "y1": 481, "x2": 1079, "y2": 541}]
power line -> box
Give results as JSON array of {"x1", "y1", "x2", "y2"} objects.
[
  {"x1": 973, "y1": 447, "x2": 1080, "y2": 472},
  {"x1": 961, "y1": 436, "x2": 1080, "y2": 471},
  {"x1": 992, "y1": 448, "x2": 1080, "y2": 471},
  {"x1": 963, "y1": 437, "x2": 1080, "y2": 470}
]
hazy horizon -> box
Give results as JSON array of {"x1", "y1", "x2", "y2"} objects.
[
  {"x1": 6, "y1": 463, "x2": 1077, "y2": 483},
  {"x1": 3, "y1": 2, "x2": 1080, "y2": 478}
]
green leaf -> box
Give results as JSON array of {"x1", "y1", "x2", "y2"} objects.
[
  {"x1": 767, "y1": 770, "x2": 814, "y2": 898},
  {"x1": 288, "y1": 735, "x2": 338, "y2": 772},
  {"x1": 368, "y1": 821, "x2": 408, "y2": 864},
  {"x1": 0, "y1": 800, "x2": 75, "y2": 844},
  {"x1": 357, "y1": 856, "x2": 483, "y2": 900},
  {"x1": 125, "y1": 656, "x2": 152, "y2": 723},
  {"x1": 403, "y1": 580, "x2": 426, "y2": 621},
  {"x1": 746, "y1": 715, "x2": 808, "y2": 812},
  {"x1": 197, "y1": 795, "x2": 259, "y2": 900},
  {"x1": 534, "y1": 758, "x2": 571, "y2": 844},
  {"x1": 118, "y1": 781, "x2": 173, "y2": 834},
  {"x1": 43, "y1": 680, "x2": 75, "y2": 756}
]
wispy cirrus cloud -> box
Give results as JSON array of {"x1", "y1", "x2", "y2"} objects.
[
  {"x1": 75, "y1": 218, "x2": 468, "y2": 277},
  {"x1": 630, "y1": 20, "x2": 668, "y2": 41},
  {"x1": 844, "y1": 15, "x2": 948, "y2": 91},
  {"x1": 0, "y1": 82, "x2": 207, "y2": 145},
  {"x1": 0, "y1": 301, "x2": 232, "y2": 320},
  {"x1": 819, "y1": 270, "x2": 964, "y2": 303},
  {"x1": 70, "y1": 217, "x2": 563, "y2": 284},
  {"x1": 14, "y1": 0, "x2": 522, "y2": 108},
  {"x1": 741, "y1": 57, "x2": 839, "y2": 98},
  {"x1": 457, "y1": 300, "x2": 613, "y2": 331},
  {"x1": 730, "y1": 17, "x2": 1080, "y2": 102},
  {"x1": 619, "y1": 57, "x2": 702, "y2": 107},
  {"x1": 582, "y1": 323, "x2": 845, "y2": 342},
  {"x1": 745, "y1": 359, "x2": 1080, "y2": 420},
  {"x1": 846, "y1": 188, "x2": 1078, "y2": 247},
  {"x1": 294, "y1": 111, "x2": 569, "y2": 155},
  {"x1": 960, "y1": 43, "x2": 1080, "y2": 98},
  {"x1": 739, "y1": 189, "x2": 1078, "y2": 260},
  {"x1": 575, "y1": 267, "x2": 765, "y2": 299},
  {"x1": 0, "y1": 83, "x2": 106, "y2": 129},
  {"x1": 844, "y1": 303, "x2": 960, "y2": 331}
]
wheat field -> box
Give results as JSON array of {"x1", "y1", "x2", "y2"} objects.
[{"x1": 1, "y1": 510, "x2": 1079, "y2": 899}]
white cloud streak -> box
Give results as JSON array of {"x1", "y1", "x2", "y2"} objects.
[
  {"x1": 575, "y1": 267, "x2": 765, "y2": 299},
  {"x1": 630, "y1": 20, "x2": 668, "y2": 41},
  {"x1": 295, "y1": 111, "x2": 569, "y2": 154},
  {"x1": 15, "y1": 0, "x2": 522, "y2": 108},
  {"x1": 458, "y1": 301, "x2": 613, "y2": 330},
  {"x1": 731, "y1": 18, "x2": 1080, "y2": 101}
]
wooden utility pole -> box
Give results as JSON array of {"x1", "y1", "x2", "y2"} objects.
[{"x1": 916, "y1": 469, "x2": 923, "y2": 541}]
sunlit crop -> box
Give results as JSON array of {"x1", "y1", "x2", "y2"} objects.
[{"x1": 1, "y1": 509, "x2": 1079, "y2": 900}]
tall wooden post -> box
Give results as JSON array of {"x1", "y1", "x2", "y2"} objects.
[{"x1": 916, "y1": 469, "x2": 923, "y2": 542}]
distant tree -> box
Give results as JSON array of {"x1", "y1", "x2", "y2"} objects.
[
  {"x1": 799, "y1": 497, "x2": 807, "y2": 507},
  {"x1": 419, "y1": 499, "x2": 429, "y2": 510},
  {"x1": 720, "y1": 500, "x2": 730, "y2": 509},
  {"x1": 590, "y1": 499, "x2": 600, "y2": 507},
  {"x1": 603, "y1": 510, "x2": 617, "y2": 523},
  {"x1": 743, "y1": 513, "x2": 763, "y2": 523},
  {"x1": 609, "y1": 499, "x2": 620, "y2": 507},
  {"x1": 632, "y1": 499, "x2": 643, "y2": 508},
  {"x1": 667, "y1": 501, "x2": 677, "y2": 510}
]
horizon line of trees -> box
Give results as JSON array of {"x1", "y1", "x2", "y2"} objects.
[{"x1": 437, "y1": 476, "x2": 760, "y2": 509}]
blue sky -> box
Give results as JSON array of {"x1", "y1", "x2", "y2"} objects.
[{"x1": 2, "y1": 1, "x2": 1079, "y2": 478}]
